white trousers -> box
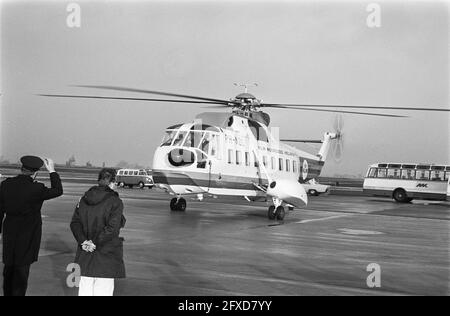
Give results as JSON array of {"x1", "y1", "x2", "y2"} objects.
[{"x1": 78, "y1": 276, "x2": 115, "y2": 296}]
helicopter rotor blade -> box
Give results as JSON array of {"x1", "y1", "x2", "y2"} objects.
[
  {"x1": 37, "y1": 94, "x2": 229, "y2": 105},
  {"x1": 72, "y1": 85, "x2": 233, "y2": 104},
  {"x1": 262, "y1": 102, "x2": 450, "y2": 113},
  {"x1": 265, "y1": 105, "x2": 408, "y2": 118}
]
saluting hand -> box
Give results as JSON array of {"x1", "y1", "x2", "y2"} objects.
[{"x1": 43, "y1": 158, "x2": 56, "y2": 173}]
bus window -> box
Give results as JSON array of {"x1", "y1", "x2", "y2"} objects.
[
  {"x1": 124, "y1": 171, "x2": 129, "y2": 175},
  {"x1": 445, "y1": 172, "x2": 449, "y2": 181},
  {"x1": 401, "y1": 169, "x2": 415, "y2": 180},
  {"x1": 245, "y1": 152, "x2": 250, "y2": 166},
  {"x1": 293, "y1": 161, "x2": 297, "y2": 173},
  {"x1": 253, "y1": 153, "x2": 259, "y2": 168},
  {"x1": 279, "y1": 158, "x2": 284, "y2": 171},
  {"x1": 263, "y1": 156, "x2": 267, "y2": 167},
  {"x1": 378, "y1": 169, "x2": 387, "y2": 178},
  {"x1": 416, "y1": 170, "x2": 430, "y2": 180},
  {"x1": 139, "y1": 171, "x2": 145, "y2": 176},
  {"x1": 368, "y1": 168, "x2": 377, "y2": 178},
  {"x1": 134, "y1": 171, "x2": 139, "y2": 176},
  {"x1": 228, "y1": 149, "x2": 234, "y2": 164},
  {"x1": 431, "y1": 171, "x2": 446, "y2": 181},
  {"x1": 286, "y1": 159, "x2": 290, "y2": 172},
  {"x1": 271, "y1": 157, "x2": 275, "y2": 170},
  {"x1": 387, "y1": 168, "x2": 400, "y2": 179}
]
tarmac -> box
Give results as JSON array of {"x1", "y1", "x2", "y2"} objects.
[{"x1": 0, "y1": 181, "x2": 449, "y2": 296}]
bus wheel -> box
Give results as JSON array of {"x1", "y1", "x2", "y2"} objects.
[
  {"x1": 118, "y1": 182, "x2": 125, "y2": 188},
  {"x1": 138, "y1": 182, "x2": 145, "y2": 189},
  {"x1": 393, "y1": 189, "x2": 408, "y2": 203},
  {"x1": 308, "y1": 189, "x2": 318, "y2": 196}
]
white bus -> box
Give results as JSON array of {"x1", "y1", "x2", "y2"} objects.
[
  {"x1": 448, "y1": 176, "x2": 450, "y2": 201},
  {"x1": 363, "y1": 163, "x2": 450, "y2": 202}
]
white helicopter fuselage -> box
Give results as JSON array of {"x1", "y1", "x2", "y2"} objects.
[{"x1": 152, "y1": 111, "x2": 329, "y2": 208}]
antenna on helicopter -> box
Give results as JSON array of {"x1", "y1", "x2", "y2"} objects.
[{"x1": 233, "y1": 83, "x2": 259, "y2": 94}]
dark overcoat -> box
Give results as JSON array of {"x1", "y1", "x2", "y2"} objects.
[
  {"x1": 70, "y1": 185, "x2": 126, "y2": 279},
  {"x1": 0, "y1": 173, "x2": 63, "y2": 266}
]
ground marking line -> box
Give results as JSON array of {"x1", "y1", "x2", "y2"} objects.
[{"x1": 296, "y1": 214, "x2": 352, "y2": 224}]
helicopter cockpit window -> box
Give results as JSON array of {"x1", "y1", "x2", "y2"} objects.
[
  {"x1": 173, "y1": 131, "x2": 187, "y2": 146},
  {"x1": 200, "y1": 133, "x2": 211, "y2": 153},
  {"x1": 161, "y1": 130, "x2": 177, "y2": 146},
  {"x1": 184, "y1": 131, "x2": 204, "y2": 148},
  {"x1": 209, "y1": 134, "x2": 218, "y2": 157}
]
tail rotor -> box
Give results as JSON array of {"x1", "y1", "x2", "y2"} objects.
[{"x1": 330, "y1": 115, "x2": 345, "y2": 163}]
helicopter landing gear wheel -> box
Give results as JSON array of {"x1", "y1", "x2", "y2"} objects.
[
  {"x1": 275, "y1": 206, "x2": 285, "y2": 221},
  {"x1": 268, "y1": 205, "x2": 276, "y2": 220},
  {"x1": 170, "y1": 197, "x2": 187, "y2": 211}
]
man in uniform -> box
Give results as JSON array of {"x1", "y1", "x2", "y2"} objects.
[{"x1": 0, "y1": 156, "x2": 63, "y2": 296}]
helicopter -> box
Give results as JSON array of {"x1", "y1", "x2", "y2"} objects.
[{"x1": 40, "y1": 83, "x2": 450, "y2": 220}]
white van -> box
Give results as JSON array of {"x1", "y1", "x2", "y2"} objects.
[{"x1": 116, "y1": 169, "x2": 154, "y2": 189}]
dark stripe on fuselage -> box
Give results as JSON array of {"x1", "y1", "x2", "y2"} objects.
[{"x1": 153, "y1": 170, "x2": 266, "y2": 190}]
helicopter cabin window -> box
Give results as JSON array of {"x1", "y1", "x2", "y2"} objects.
[
  {"x1": 245, "y1": 152, "x2": 250, "y2": 166},
  {"x1": 161, "y1": 130, "x2": 178, "y2": 146},
  {"x1": 173, "y1": 132, "x2": 187, "y2": 146},
  {"x1": 228, "y1": 149, "x2": 234, "y2": 164},
  {"x1": 236, "y1": 151, "x2": 242, "y2": 165},
  {"x1": 401, "y1": 169, "x2": 415, "y2": 180},
  {"x1": 286, "y1": 159, "x2": 290, "y2": 172},
  {"x1": 293, "y1": 161, "x2": 297, "y2": 173},
  {"x1": 279, "y1": 158, "x2": 283, "y2": 171}
]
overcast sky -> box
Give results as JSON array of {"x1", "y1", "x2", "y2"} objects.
[{"x1": 1, "y1": 0, "x2": 448, "y2": 176}]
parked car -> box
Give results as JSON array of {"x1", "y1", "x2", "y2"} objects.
[
  {"x1": 116, "y1": 169, "x2": 154, "y2": 189},
  {"x1": 303, "y1": 179, "x2": 330, "y2": 196}
]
